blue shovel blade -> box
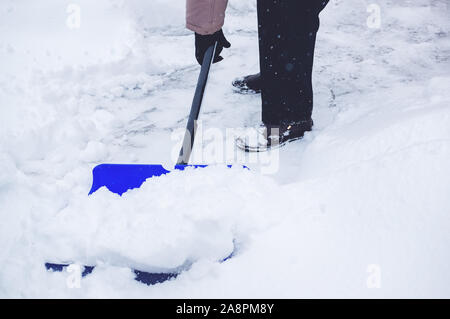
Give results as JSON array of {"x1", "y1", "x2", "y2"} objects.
[
  {"x1": 45, "y1": 248, "x2": 235, "y2": 286},
  {"x1": 45, "y1": 263, "x2": 178, "y2": 286},
  {"x1": 47, "y1": 165, "x2": 242, "y2": 286},
  {"x1": 89, "y1": 164, "x2": 208, "y2": 196}
]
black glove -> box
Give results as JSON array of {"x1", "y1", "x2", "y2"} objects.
[{"x1": 195, "y1": 29, "x2": 231, "y2": 65}]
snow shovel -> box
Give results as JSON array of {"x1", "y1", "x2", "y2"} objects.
[
  {"x1": 45, "y1": 43, "x2": 228, "y2": 285},
  {"x1": 89, "y1": 42, "x2": 218, "y2": 196}
]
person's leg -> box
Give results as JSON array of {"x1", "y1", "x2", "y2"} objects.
[{"x1": 257, "y1": 0, "x2": 328, "y2": 127}]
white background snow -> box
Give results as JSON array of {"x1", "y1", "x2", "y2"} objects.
[{"x1": 0, "y1": 0, "x2": 449, "y2": 298}]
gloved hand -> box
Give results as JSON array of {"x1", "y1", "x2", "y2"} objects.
[{"x1": 195, "y1": 29, "x2": 231, "y2": 65}]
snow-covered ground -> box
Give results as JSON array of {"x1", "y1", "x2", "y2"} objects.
[{"x1": 1, "y1": 0, "x2": 449, "y2": 298}]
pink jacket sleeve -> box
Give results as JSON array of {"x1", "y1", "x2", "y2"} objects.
[{"x1": 186, "y1": 0, "x2": 228, "y2": 35}]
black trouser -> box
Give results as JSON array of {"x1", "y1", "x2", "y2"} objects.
[{"x1": 257, "y1": 0, "x2": 329, "y2": 126}]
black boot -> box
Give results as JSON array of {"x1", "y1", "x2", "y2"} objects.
[
  {"x1": 232, "y1": 73, "x2": 262, "y2": 94},
  {"x1": 235, "y1": 119, "x2": 313, "y2": 152}
]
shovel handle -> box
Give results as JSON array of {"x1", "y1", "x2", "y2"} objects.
[{"x1": 177, "y1": 42, "x2": 218, "y2": 165}]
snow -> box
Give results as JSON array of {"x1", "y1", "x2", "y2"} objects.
[
  {"x1": 1, "y1": 0, "x2": 450, "y2": 298},
  {"x1": 39, "y1": 167, "x2": 279, "y2": 272}
]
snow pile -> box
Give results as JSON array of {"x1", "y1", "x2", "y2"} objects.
[
  {"x1": 38, "y1": 167, "x2": 279, "y2": 272},
  {"x1": 0, "y1": 0, "x2": 450, "y2": 298}
]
